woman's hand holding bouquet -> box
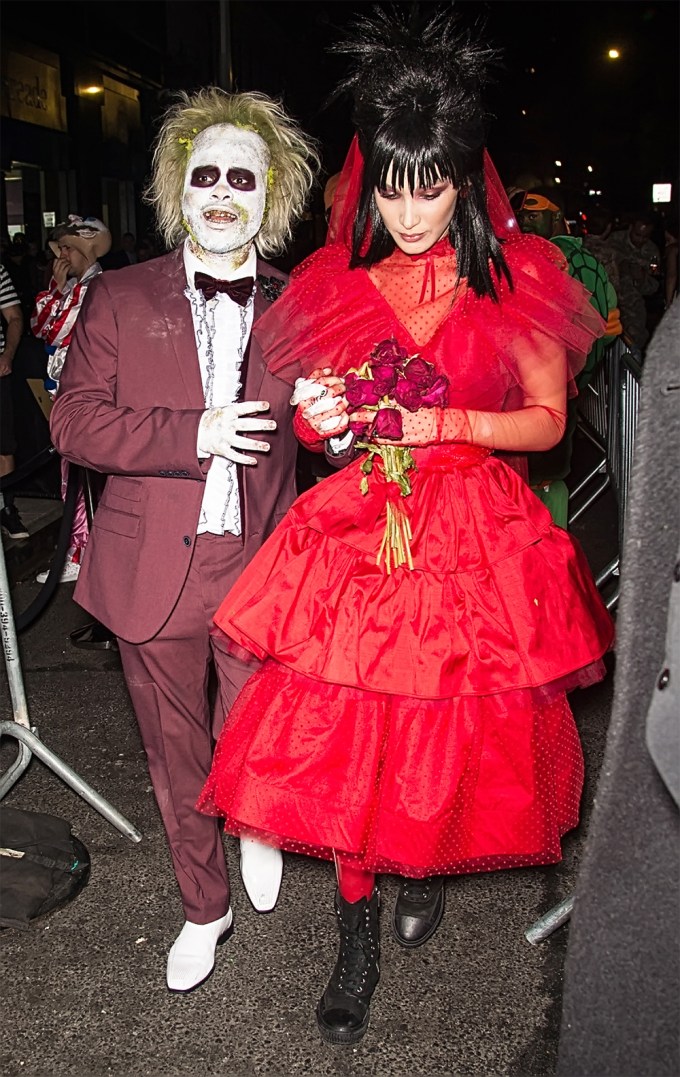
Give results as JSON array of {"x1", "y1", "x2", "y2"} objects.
[
  {"x1": 342, "y1": 338, "x2": 452, "y2": 572},
  {"x1": 290, "y1": 367, "x2": 349, "y2": 447}
]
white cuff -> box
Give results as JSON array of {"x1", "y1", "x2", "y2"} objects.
[{"x1": 328, "y1": 430, "x2": 353, "y2": 455}]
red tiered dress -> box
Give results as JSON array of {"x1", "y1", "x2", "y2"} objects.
[{"x1": 197, "y1": 231, "x2": 615, "y2": 879}]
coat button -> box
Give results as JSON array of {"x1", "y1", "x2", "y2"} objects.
[
  {"x1": 183, "y1": 535, "x2": 192, "y2": 547},
  {"x1": 657, "y1": 668, "x2": 670, "y2": 690}
]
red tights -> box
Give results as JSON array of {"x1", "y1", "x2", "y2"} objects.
[{"x1": 335, "y1": 854, "x2": 375, "y2": 903}]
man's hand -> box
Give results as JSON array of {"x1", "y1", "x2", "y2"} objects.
[
  {"x1": 0, "y1": 351, "x2": 12, "y2": 377},
  {"x1": 51, "y1": 256, "x2": 70, "y2": 292},
  {"x1": 197, "y1": 401, "x2": 277, "y2": 465},
  {"x1": 291, "y1": 367, "x2": 349, "y2": 437}
]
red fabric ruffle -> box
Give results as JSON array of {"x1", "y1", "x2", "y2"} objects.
[
  {"x1": 212, "y1": 449, "x2": 613, "y2": 699},
  {"x1": 197, "y1": 661, "x2": 585, "y2": 878},
  {"x1": 254, "y1": 234, "x2": 604, "y2": 404}
]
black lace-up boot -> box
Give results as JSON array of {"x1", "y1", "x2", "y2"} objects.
[
  {"x1": 392, "y1": 875, "x2": 445, "y2": 947},
  {"x1": 316, "y1": 888, "x2": 380, "y2": 1045}
]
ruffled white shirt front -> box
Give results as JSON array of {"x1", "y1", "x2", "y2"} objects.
[{"x1": 184, "y1": 242, "x2": 256, "y2": 536}]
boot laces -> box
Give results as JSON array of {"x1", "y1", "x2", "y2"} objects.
[{"x1": 335, "y1": 904, "x2": 378, "y2": 996}]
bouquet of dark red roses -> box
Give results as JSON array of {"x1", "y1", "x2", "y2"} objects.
[
  {"x1": 344, "y1": 338, "x2": 449, "y2": 573},
  {"x1": 345, "y1": 337, "x2": 449, "y2": 441}
]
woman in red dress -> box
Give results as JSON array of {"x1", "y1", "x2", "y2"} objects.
[{"x1": 198, "y1": 9, "x2": 614, "y2": 1045}]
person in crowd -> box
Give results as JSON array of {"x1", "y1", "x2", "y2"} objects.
[
  {"x1": 609, "y1": 211, "x2": 661, "y2": 349},
  {"x1": 323, "y1": 172, "x2": 341, "y2": 230},
  {"x1": 120, "y1": 232, "x2": 138, "y2": 265},
  {"x1": 196, "y1": 9, "x2": 615, "y2": 1045},
  {"x1": 557, "y1": 296, "x2": 680, "y2": 1077},
  {"x1": 580, "y1": 205, "x2": 622, "y2": 291},
  {"x1": 0, "y1": 265, "x2": 28, "y2": 540},
  {"x1": 31, "y1": 215, "x2": 112, "y2": 584},
  {"x1": 4, "y1": 233, "x2": 37, "y2": 324},
  {"x1": 135, "y1": 234, "x2": 159, "y2": 263},
  {"x1": 50, "y1": 88, "x2": 319, "y2": 992},
  {"x1": 663, "y1": 217, "x2": 679, "y2": 310},
  {"x1": 581, "y1": 203, "x2": 653, "y2": 355},
  {"x1": 517, "y1": 188, "x2": 620, "y2": 526},
  {"x1": 101, "y1": 231, "x2": 139, "y2": 270}
]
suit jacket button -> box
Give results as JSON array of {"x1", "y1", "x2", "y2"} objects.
[{"x1": 183, "y1": 535, "x2": 192, "y2": 547}]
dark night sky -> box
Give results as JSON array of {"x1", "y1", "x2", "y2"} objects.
[
  {"x1": 4, "y1": 0, "x2": 679, "y2": 214},
  {"x1": 228, "y1": 0, "x2": 679, "y2": 214}
]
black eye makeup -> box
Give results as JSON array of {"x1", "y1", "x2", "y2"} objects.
[
  {"x1": 189, "y1": 166, "x2": 258, "y2": 191},
  {"x1": 190, "y1": 166, "x2": 220, "y2": 188},
  {"x1": 226, "y1": 168, "x2": 256, "y2": 191}
]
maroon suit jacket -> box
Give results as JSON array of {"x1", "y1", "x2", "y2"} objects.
[{"x1": 50, "y1": 248, "x2": 299, "y2": 644}]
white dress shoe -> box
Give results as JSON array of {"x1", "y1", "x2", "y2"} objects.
[
  {"x1": 239, "y1": 838, "x2": 283, "y2": 912},
  {"x1": 166, "y1": 909, "x2": 233, "y2": 993}
]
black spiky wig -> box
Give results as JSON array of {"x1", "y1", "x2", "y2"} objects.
[{"x1": 331, "y1": 5, "x2": 512, "y2": 301}]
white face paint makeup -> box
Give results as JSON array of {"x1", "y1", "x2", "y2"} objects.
[{"x1": 182, "y1": 124, "x2": 269, "y2": 262}]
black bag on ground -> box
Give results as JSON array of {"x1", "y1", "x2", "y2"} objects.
[{"x1": 0, "y1": 805, "x2": 91, "y2": 930}]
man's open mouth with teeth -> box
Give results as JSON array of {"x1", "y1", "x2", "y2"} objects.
[{"x1": 203, "y1": 208, "x2": 239, "y2": 224}]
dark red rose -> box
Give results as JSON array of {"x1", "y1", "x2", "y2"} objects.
[
  {"x1": 403, "y1": 356, "x2": 436, "y2": 389},
  {"x1": 345, "y1": 372, "x2": 382, "y2": 408},
  {"x1": 373, "y1": 407, "x2": 403, "y2": 439},
  {"x1": 372, "y1": 364, "x2": 399, "y2": 396},
  {"x1": 419, "y1": 374, "x2": 449, "y2": 407},
  {"x1": 393, "y1": 378, "x2": 425, "y2": 412},
  {"x1": 349, "y1": 419, "x2": 372, "y2": 437},
  {"x1": 370, "y1": 337, "x2": 409, "y2": 367}
]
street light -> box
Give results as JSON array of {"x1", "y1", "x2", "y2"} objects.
[{"x1": 607, "y1": 47, "x2": 621, "y2": 60}]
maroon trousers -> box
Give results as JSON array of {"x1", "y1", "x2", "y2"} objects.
[{"x1": 117, "y1": 532, "x2": 257, "y2": 923}]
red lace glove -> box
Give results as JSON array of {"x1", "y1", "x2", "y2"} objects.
[
  {"x1": 352, "y1": 335, "x2": 568, "y2": 453},
  {"x1": 290, "y1": 367, "x2": 349, "y2": 445},
  {"x1": 293, "y1": 407, "x2": 325, "y2": 451}
]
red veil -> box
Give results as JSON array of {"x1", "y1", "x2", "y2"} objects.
[
  {"x1": 326, "y1": 136, "x2": 520, "y2": 249},
  {"x1": 253, "y1": 138, "x2": 605, "y2": 399}
]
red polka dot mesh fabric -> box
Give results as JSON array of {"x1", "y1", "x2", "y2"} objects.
[{"x1": 198, "y1": 660, "x2": 585, "y2": 878}]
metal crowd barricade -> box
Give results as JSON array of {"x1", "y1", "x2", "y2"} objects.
[
  {"x1": 568, "y1": 338, "x2": 643, "y2": 610},
  {"x1": 525, "y1": 338, "x2": 642, "y2": 944},
  {"x1": 0, "y1": 492, "x2": 142, "y2": 844},
  {"x1": 568, "y1": 349, "x2": 611, "y2": 526}
]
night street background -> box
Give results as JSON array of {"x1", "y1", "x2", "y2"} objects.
[{"x1": 1, "y1": 2, "x2": 678, "y2": 1074}]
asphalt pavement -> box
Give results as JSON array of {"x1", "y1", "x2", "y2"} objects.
[{"x1": 1, "y1": 462, "x2": 618, "y2": 1077}]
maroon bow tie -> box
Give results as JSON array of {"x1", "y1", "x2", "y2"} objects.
[{"x1": 194, "y1": 272, "x2": 254, "y2": 305}]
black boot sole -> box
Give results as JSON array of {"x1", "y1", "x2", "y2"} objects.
[
  {"x1": 315, "y1": 1003, "x2": 370, "y2": 1045},
  {"x1": 392, "y1": 883, "x2": 445, "y2": 948}
]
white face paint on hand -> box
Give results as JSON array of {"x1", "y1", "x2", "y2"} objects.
[{"x1": 182, "y1": 123, "x2": 269, "y2": 257}]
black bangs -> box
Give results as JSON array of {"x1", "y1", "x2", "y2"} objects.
[
  {"x1": 369, "y1": 138, "x2": 457, "y2": 194},
  {"x1": 340, "y1": 6, "x2": 512, "y2": 300}
]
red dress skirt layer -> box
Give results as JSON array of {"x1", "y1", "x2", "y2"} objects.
[{"x1": 197, "y1": 447, "x2": 614, "y2": 876}]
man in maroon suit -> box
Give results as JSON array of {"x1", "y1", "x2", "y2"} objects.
[{"x1": 50, "y1": 88, "x2": 319, "y2": 992}]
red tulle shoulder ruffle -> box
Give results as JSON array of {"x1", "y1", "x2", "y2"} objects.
[{"x1": 254, "y1": 234, "x2": 605, "y2": 406}]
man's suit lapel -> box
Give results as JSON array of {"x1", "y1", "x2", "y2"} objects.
[
  {"x1": 241, "y1": 262, "x2": 275, "y2": 402},
  {"x1": 157, "y1": 249, "x2": 205, "y2": 407}
]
